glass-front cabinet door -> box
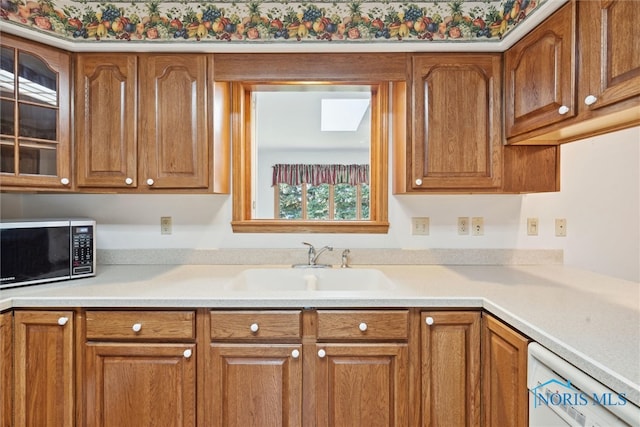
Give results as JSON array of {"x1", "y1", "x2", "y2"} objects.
[{"x1": 0, "y1": 35, "x2": 71, "y2": 190}]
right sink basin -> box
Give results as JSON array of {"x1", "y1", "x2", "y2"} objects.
[{"x1": 226, "y1": 267, "x2": 396, "y2": 292}]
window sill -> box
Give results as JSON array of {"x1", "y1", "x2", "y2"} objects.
[{"x1": 231, "y1": 220, "x2": 390, "y2": 234}]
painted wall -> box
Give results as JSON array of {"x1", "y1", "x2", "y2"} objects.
[{"x1": 1, "y1": 126, "x2": 638, "y2": 282}]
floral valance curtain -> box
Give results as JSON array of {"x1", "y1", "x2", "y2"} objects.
[{"x1": 272, "y1": 164, "x2": 369, "y2": 187}]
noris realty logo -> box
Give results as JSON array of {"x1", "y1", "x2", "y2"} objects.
[{"x1": 531, "y1": 378, "x2": 628, "y2": 409}]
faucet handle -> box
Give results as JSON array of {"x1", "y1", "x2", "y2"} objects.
[
  {"x1": 302, "y1": 242, "x2": 314, "y2": 250},
  {"x1": 341, "y1": 249, "x2": 351, "y2": 268}
]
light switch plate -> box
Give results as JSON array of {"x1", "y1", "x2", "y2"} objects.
[
  {"x1": 527, "y1": 218, "x2": 539, "y2": 236},
  {"x1": 555, "y1": 218, "x2": 567, "y2": 237}
]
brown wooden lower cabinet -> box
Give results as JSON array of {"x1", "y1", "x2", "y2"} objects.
[
  {"x1": 421, "y1": 311, "x2": 481, "y2": 427},
  {"x1": 0, "y1": 311, "x2": 12, "y2": 427},
  {"x1": 84, "y1": 342, "x2": 197, "y2": 427},
  {"x1": 208, "y1": 343, "x2": 303, "y2": 427},
  {"x1": 2, "y1": 307, "x2": 533, "y2": 426},
  {"x1": 13, "y1": 310, "x2": 75, "y2": 427},
  {"x1": 315, "y1": 343, "x2": 409, "y2": 427},
  {"x1": 482, "y1": 313, "x2": 529, "y2": 427}
]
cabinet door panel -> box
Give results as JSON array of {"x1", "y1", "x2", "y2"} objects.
[
  {"x1": 76, "y1": 54, "x2": 137, "y2": 188},
  {"x1": 0, "y1": 312, "x2": 12, "y2": 427},
  {"x1": 481, "y1": 314, "x2": 529, "y2": 427},
  {"x1": 0, "y1": 35, "x2": 71, "y2": 190},
  {"x1": 209, "y1": 343, "x2": 302, "y2": 427},
  {"x1": 411, "y1": 54, "x2": 502, "y2": 190},
  {"x1": 421, "y1": 311, "x2": 480, "y2": 427},
  {"x1": 582, "y1": 0, "x2": 640, "y2": 110},
  {"x1": 315, "y1": 343, "x2": 408, "y2": 427},
  {"x1": 14, "y1": 310, "x2": 74, "y2": 427},
  {"x1": 85, "y1": 342, "x2": 196, "y2": 427},
  {"x1": 139, "y1": 55, "x2": 209, "y2": 189},
  {"x1": 504, "y1": 2, "x2": 575, "y2": 138}
]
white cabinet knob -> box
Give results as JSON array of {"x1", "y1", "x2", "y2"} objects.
[
  {"x1": 57, "y1": 316, "x2": 69, "y2": 326},
  {"x1": 60, "y1": 178, "x2": 70, "y2": 185},
  {"x1": 132, "y1": 323, "x2": 142, "y2": 332},
  {"x1": 125, "y1": 177, "x2": 133, "y2": 185},
  {"x1": 415, "y1": 178, "x2": 423, "y2": 186},
  {"x1": 291, "y1": 349, "x2": 300, "y2": 359},
  {"x1": 558, "y1": 105, "x2": 570, "y2": 115},
  {"x1": 146, "y1": 178, "x2": 154, "y2": 186},
  {"x1": 358, "y1": 322, "x2": 368, "y2": 332},
  {"x1": 183, "y1": 349, "x2": 192, "y2": 359},
  {"x1": 317, "y1": 349, "x2": 326, "y2": 358},
  {"x1": 425, "y1": 316, "x2": 434, "y2": 326},
  {"x1": 584, "y1": 95, "x2": 598, "y2": 106},
  {"x1": 250, "y1": 323, "x2": 259, "y2": 333}
]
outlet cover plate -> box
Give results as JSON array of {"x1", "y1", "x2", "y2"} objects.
[{"x1": 411, "y1": 217, "x2": 430, "y2": 235}]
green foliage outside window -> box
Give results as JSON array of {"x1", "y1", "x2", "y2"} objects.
[{"x1": 278, "y1": 183, "x2": 370, "y2": 220}]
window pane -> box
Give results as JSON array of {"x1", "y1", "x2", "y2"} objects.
[
  {"x1": 1, "y1": 140, "x2": 15, "y2": 173},
  {"x1": 335, "y1": 184, "x2": 357, "y2": 220},
  {"x1": 307, "y1": 184, "x2": 329, "y2": 220},
  {"x1": 361, "y1": 184, "x2": 370, "y2": 220},
  {"x1": 278, "y1": 184, "x2": 302, "y2": 219},
  {"x1": 1, "y1": 100, "x2": 15, "y2": 136},
  {"x1": 18, "y1": 103, "x2": 56, "y2": 140},
  {"x1": 1, "y1": 47, "x2": 15, "y2": 100},
  {"x1": 18, "y1": 51, "x2": 57, "y2": 105},
  {"x1": 19, "y1": 140, "x2": 57, "y2": 175}
]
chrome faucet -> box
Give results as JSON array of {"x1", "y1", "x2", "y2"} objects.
[{"x1": 301, "y1": 242, "x2": 333, "y2": 267}]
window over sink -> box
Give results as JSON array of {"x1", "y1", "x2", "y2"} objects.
[{"x1": 231, "y1": 82, "x2": 390, "y2": 233}]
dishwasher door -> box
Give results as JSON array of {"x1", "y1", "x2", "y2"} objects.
[{"x1": 528, "y1": 343, "x2": 640, "y2": 427}]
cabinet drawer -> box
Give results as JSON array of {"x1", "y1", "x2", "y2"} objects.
[
  {"x1": 210, "y1": 310, "x2": 302, "y2": 340},
  {"x1": 86, "y1": 310, "x2": 196, "y2": 341},
  {"x1": 317, "y1": 310, "x2": 409, "y2": 340}
]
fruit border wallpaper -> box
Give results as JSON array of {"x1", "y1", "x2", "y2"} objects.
[{"x1": 1, "y1": 0, "x2": 545, "y2": 44}]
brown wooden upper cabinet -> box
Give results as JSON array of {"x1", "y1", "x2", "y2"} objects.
[
  {"x1": 504, "y1": 1, "x2": 576, "y2": 140},
  {"x1": 576, "y1": 0, "x2": 640, "y2": 114},
  {"x1": 505, "y1": 0, "x2": 639, "y2": 144},
  {"x1": 75, "y1": 53, "x2": 229, "y2": 193},
  {"x1": 395, "y1": 54, "x2": 503, "y2": 192},
  {"x1": 0, "y1": 35, "x2": 72, "y2": 191}
]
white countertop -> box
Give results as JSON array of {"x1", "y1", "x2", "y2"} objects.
[{"x1": 1, "y1": 264, "x2": 639, "y2": 407}]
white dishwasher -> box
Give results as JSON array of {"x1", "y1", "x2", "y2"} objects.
[{"x1": 528, "y1": 343, "x2": 640, "y2": 427}]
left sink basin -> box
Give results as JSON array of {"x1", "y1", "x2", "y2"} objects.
[{"x1": 226, "y1": 268, "x2": 396, "y2": 292}]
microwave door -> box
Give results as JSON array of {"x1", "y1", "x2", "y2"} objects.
[{"x1": 0, "y1": 226, "x2": 71, "y2": 286}]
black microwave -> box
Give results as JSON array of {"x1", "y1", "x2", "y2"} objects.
[{"x1": 0, "y1": 219, "x2": 96, "y2": 289}]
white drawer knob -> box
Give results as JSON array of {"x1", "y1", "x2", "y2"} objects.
[
  {"x1": 359, "y1": 322, "x2": 368, "y2": 332},
  {"x1": 425, "y1": 316, "x2": 434, "y2": 326},
  {"x1": 317, "y1": 349, "x2": 326, "y2": 358},
  {"x1": 57, "y1": 317, "x2": 69, "y2": 326},
  {"x1": 584, "y1": 95, "x2": 598, "y2": 106},
  {"x1": 146, "y1": 178, "x2": 154, "y2": 186},
  {"x1": 291, "y1": 349, "x2": 300, "y2": 359},
  {"x1": 60, "y1": 178, "x2": 70, "y2": 186},
  {"x1": 558, "y1": 105, "x2": 570, "y2": 115},
  {"x1": 183, "y1": 349, "x2": 192, "y2": 359},
  {"x1": 250, "y1": 323, "x2": 259, "y2": 333},
  {"x1": 132, "y1": 323, "x2": 142, "y2": 332},
  {"x1": 415, "y1": 178, "x2": 423, "y2": 186},
  {"x1": 125, "y1": 177, "x2": 133, "y2": 185}
]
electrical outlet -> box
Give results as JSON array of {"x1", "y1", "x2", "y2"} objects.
[
  {"x1": 160, "y1": 216, "x2": 172, "y2": 235},
  {"x1": 458, "y1": 217, "x2": 469, "y2": 235},
  {"x1": 411, "y1": 217, "x2": 430, "y2": 235},
  {"x1": 555, "y1": 218, "x2": 567, "y2": 237},
  {"x1": 527, "y1": 218, "x2": 539, "y2": 236},
  {"x1": 472, "y1": 217, "x2": 484, "y2": 236}
]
